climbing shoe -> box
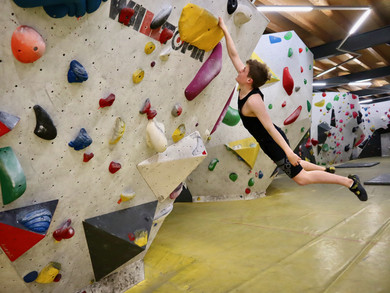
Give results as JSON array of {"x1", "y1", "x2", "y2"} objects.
[
  {"x1": 348, "y1": 174, "x2": 368, "y2": 201},
  {"x1": 325, "y1": 166, "x2": 336, "y2": 174}
]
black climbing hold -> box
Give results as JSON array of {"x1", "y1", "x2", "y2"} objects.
[
  {"x1": 33, "y1": 105, "x2": 57, "y2": 140},
  {"x1": 227, "y1": 0, "x2": 238, "y2": 14}
]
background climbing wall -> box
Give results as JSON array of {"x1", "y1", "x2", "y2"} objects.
[
  {"x1": 310, "y1": 92, "x2": 366, "y2": 165},
  {"x1": 360, "y1": 101, "x2": 390, "y2": 140},
  {"x1": 187, "y1": 31, "x2": 313, "y2": 201},
  {"x1": 0, "y1": 0, "x2": 267, "y2": 292}
]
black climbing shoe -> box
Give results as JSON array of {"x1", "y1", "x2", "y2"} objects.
[
  {"x1": 348, "y1": 175, "x2": 368, "y2": 201},
  {"x1": 325, "y1": 166, "x2": 336, "y2": 174}
]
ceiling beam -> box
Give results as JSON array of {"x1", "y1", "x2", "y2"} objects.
[
  {"x1": 350, "y1": 84, "x2": 390, "y2": 96},
  {"x1": 310, "y1": 25, "x2": 390, "y2": 60},
  {"x1": 313, "y1": 66, "x2": 390, "y2": 91}
]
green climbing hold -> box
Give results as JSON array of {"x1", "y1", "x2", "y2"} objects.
[
  {"x1": 208, "y1": 158, "x2": 219, "y2": 171},
  {"x1": 248, "y1": 178, "x2": 255, "y2": 187},
  {"x1": 301, "y1": 127, "x2": 305, "y2": 132},
  {"x1": 309, "y1": 65, "x2": 312, "y2": 70},
  {"x1": 268, "y1": 104, "x2": 273, "y2": 110},
  {"x1": 0, "y1": 146, "x2": 26, "y2": 205},
  {"x1": 307, "y1": 100, "x2": 311, "y2": 112},
  {"x1": 322, "y1": 144, "x2": 329, "y2": 152},
  {"x1": 334, "y1": 95, "x2": 339, "y2": 101},
  {"x1": 284, "y1": 31, "x2": 292, "y2": 40},
  {"x1": 288, "y1": 48, "x2": 293, "y2": 57},
  {"x1": 229, "y1": 172, "x2": 238, "y2": 182},
  {"x1": 306, "y1": 47, "x2": 308, "y2": 52},
  {"x1": 304, "y1": 79, "x2": 307, "y2": 85},
  {"x1": 222, "y1": 106, "x2": 241, "y2": 126},
  {"x1": 326, "y1": 102, "x2": 332, "y2": 111}
]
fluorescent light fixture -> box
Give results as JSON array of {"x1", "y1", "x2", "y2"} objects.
[
  {"x1": 355, "y1": 78, "x2": 372, "y2": 83},
  {"x1": 257, "y1": 6, "x2": 313, "y2": 12},
  {"x1": 349, "y1": 9, "x2": 371, "y2": 35},
  {"x1": 313, "y1": 82, "x2": 326, "y2": 86},
  {"x1": 359, "y1": 99, "x2": 373, "y2": 104},
  {"x1": 348, "y1": 82, "x2": 372, "y2": 86},
  {"x1": 315, "y1": 67, "x2": 336, "y2": 77}
]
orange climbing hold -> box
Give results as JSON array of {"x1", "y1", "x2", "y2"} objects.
[
  {"x1": 282, "y1": 67, "x2": 294, "y2": 96},
  {"x1": 11, "y1": 26, "x2": 46, "y2": 63}
]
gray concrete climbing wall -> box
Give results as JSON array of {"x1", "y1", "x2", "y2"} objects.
[
  {"x1": 187, "y1": 31, "x2": 314, "y2": 201},
  {"x1": 311, "y1": 92, "x2": 366, "y2": 165},
  {"x1": 0, "y1": 0, "x2": 267, "y2": 292}
]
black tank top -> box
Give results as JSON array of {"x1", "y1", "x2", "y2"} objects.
[{"x1": 237, "y1": 88, "x2": 287, "y2": 162}]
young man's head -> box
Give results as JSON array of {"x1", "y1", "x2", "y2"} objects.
[{"x1": 236, "y1": 59, "x2": 271, "y2": 89}]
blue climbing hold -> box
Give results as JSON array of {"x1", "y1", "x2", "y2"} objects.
[
  {"x1": 269, "y1": 35, "x2": 281, "y2": 44},
  {"x1": 258, "y1": 170, "x2": 263, "y2": 179},
  {"x1": 68, "y1": 60, "x2": 88, "y2": 83},
  {"x1": 69, "y1": 128, "x2": 92, "y2": 150},
  {"x1": 19, "y1": 209, "x2": 52, "y2": 234},
  {"x1": 23, "y1": 271, "x2": 38, "y2": 283}
]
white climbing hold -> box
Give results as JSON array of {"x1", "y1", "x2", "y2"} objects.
[
  {"x1": 159, "y1": 46, "x2": 172, "y2": 61},
  {"x1": 146, "y1": 119, "x2": 168, "y2": 153},
  {"x1": 234, "y1": 5, "x2": 252, "y2": 26}
]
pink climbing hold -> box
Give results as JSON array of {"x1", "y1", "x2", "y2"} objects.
[
  {"x1": 350, "y1": 104, "x2": 355, "y2": 109},
  {"x1": 345, "y1": 111, "x2": 350, "y2": 116},
  {"x1": 282, "y1": 67, "x2": 294, "y2": 96},
  {"x1": 109, "y1": 161, "x2": 121, "y2": 173},
  {"x1": 283, "y1": 105, "x2": 302, "y2": 125},
  {"x1": 339, "y1": 119, "x2": 343, "y2": 123}
]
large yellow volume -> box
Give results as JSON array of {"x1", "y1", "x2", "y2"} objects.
[{"x1": 178, "y1": 3, "x2": 224, "y2": 52}]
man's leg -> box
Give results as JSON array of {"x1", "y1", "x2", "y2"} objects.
[{"x1": 299, "y1": 160, "x2": 325, "y2": 172}]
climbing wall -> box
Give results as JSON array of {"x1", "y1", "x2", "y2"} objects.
[
  {"x1": 360, "y1": 101, "x2": 390, "y2": 140},
  {"x1": 0, "y1": 0, "x2": 266, "y2": 292},
  {"x1": 187, "y1": 31, "x2": 314, "y2": 201},
  {"x1": 310, "y1": 92, "x2": 366, "y2": 165}
]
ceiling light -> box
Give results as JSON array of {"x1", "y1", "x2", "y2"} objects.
[
  {"x1": 348, "y1": 82, "x2": 372, "y2": 86},
  {"x1": 359, "y1": 99, "x2": 373, "y2": 104},
  {"x1": 315, "y1": 67, "x2": 336, "y2": 77},
  {"x1": 313, "y1": 82, "x2": 326, "y2": 86},
  {"x1": 348, "y1": 9, "x2": 371, "y2": 35},
  {"x1": 257, "y1": 6, "x2": 313, "y2": 12}
]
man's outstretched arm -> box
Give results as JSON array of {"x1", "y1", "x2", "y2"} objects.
[{"x1": 218, "y1": 17, "x2": 245, "y2": 73}]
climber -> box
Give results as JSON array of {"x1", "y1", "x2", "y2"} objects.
[{"x1": 218, "y1": 17, "x2": 367, "y2": 201}]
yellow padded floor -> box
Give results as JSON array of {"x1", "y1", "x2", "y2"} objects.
[{"x1": 127, "y1": 157, "x2": 390, "y2": 293}]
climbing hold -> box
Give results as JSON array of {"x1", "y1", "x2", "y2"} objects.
[
  {"x1": 309, "y1": 64, "x2": 312, "y2": 70},
  {"x1": 283, "y1": 106, "x2": 302, "y2": 125},
  {"x1": 350, "y1": 103, "x2": 355, "y2": 109},
  {"x1": 11, "y1": 25, "x2": 45, "y2": 63},
  {"x1": 139, "y1": 98, "x2": 151, "y2": 114},
  {"x1": 23, "y1": 271, "x2": 38, "y2": 283},
  {"x1": 282, "y1": 67, "x2": 294, "y2": 96},
  {"x1": 147, "y1": 109, "x2": 157, "y2": 120},
  {"x1": 0, "y1": 147, "x2": 26, "y2": 205},
  {"x1": 352, "y1": 94, "x2": 357, "y2": 99},
  {"x1": 19, "y1": 208, "x2": 52, "y2": 234},
  {"x1": 315, "y1": 99, "x2": 325, "y2": 107},
  {"x1": 83, "y1": 152, "x2": 94, "y2": 162},
  {"x1": 159, "y1": 28, "x2": 174, "y2": 44},
  {"x1": 295, "y1": 86, "x2": 301, "y2": 92},
  {"x1": 352, "y1": 111, "x2": 358, "y2": 118},
  {"x1": 133, "y1": 230, "x2": 148, "y2": 247},
  {"x1": 326, "y1": 102, "x2": 332, "y2": 111},
  {"x1": 150, "y1": 5, "x2": 172, "y2": 29},
  {"x1": 0, "y1": 111, "x2": 20, "y2": 137},
  {"x1": 118, "y1": 190, "x2": 136, "y2": 204},
  {"x1": 99, "y1": 93, "x2": 115, "y2": 108},
  {"x1": 227, "y1": 0, "x2": 238, "y2": 14},
  {"x1": 33, "y1": 105, "x2": 57, "y2": 140},
  {"x1": 172, "y1": 124, "x2": 186, "y2": 143},
  {"x1": 311, "y1": 139, "x2": 319, "y2": 146},
  {"x1": 150, "y1": 61, "x2": 156, "y2": 67},
  {"x1": 178, "y1": 3, "x2": 224, "y2": 51},
  {"x1": 300, "y1": 66, "x2": 303, "y2": 73},
  {"x1": 146, "y1": 119, "x2": 167, "y2": 153},
  {"x1": 171, "y1": 103, "x2": 183, "y2": 117},
  {"x1": 67, "y1": 60, "x2": 88, "y2": 83},
  {"x1": 334, "y1": 95, "x2": 339, "y2": 101},
  {"x1": 284, "y1": 31, "x2": 292, "y2": 40},
  {"x1": 144, "y1": 42, "x2": 155, "y2": 54},
  {"x1": 36, "y1": 262, "x2": 61, "y2": 284},
  {"x1": 185, "y1": 42, "x2": 222, "y2": 101},
  {"x1": 208, "y1": 158, "x2": 219, "y2": 171},
  {"x1": 345, "y1": 111, "x2": 350, "y2": 116},
  {"x1": 119, "y1": 7, "x2": 135, "y2": 26},
  {"x1": 245, "y1": 188, "x2": 251, "y2": 194},
  {"x1": 109, "y1": 117, "x2": 125, "y2": 144},
  {"x1": 53, "y1": 274, "x2": 62, "y2": 282},
  {"x1": 109, "y1": 161, "x2": 121, "y2": 174},
  {"x1": 269, "y1": 35, "x2": 281, "y2": 44},
  {"x1": 288, "y1": 48, "x2": 293, "y2": 57},
  {"x1": 339, "y1": 119, "x2": 343, "y2": 123},
  {"x1": 301, "y1": 127, "x2": 305, "y2": 132},
  {"x1": 170, "y1": 182, "x2": 184, "y2": 200},
  {"x1": 248, "y1": 178, "x2": 254, "y2": 187},
  {"x1": 304, "y1": 79, "x2": 307, "y2": 84},
  {"x1": 299, "y1": 48, "x2": 303, "y2": 53},
  {"x1": 132, "y1": 69, "x2": 144, "y2": 84},
  {"x1": 53, "y1": 219, "x2": 74, "y2": 241},
  {"x1": 159, "y1": 46, "x2": 172, "y2": 61},
  {"x1": 344, "y1": 145, "x2": 350, "y2": 152},
  {"x1": 229, "y1": 172, "x2": 238, "y2": 182},
  {"x1": 222, "y1": 106, "x2": 241, "y2": 126},
  {"x1": 282, "y1": 101, "x2": 286, "y2": 107},
  {"x1": 268, "y1": 104, "x2": 273, "y2": 109},
  {"x1": 322, "y1": 92, "x2": 326, "y2": 97},
  {"x1": 322, "y1": 144, "x2": 329, "y2": 152},
  {"x1": 69, "y1": 128, "x2": 92, "y2": 151},
  {"x1": 234, "y1": 4, "x2": 252, "y2": 26}
]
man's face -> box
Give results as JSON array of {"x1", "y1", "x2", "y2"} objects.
[{"x1": 236, "y1": 65, "x2": 250, "y2": 84}]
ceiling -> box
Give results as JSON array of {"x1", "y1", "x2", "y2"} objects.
[{"x1": 254, "y1": 0, "x2": 390, "y2": 103}]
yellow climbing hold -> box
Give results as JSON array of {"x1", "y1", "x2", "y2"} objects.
[
  {"x1": 120, "y1": 191, "x2": 135, "y2": 202},
  {"x1": 36, "y1": 262, "x2": 61, "y2": 284},
  {"x1": 134, "y1": 230, "x2": 148, "y2": 247},
  {"x1": 133, "y1": 69, "x2": 144, "y2": 84},
  {"x1": 315, "y1": 99, "x2": 325, "y2": 107},
  {"x1": 226, "y1": 137, "x2": 260, "y2": 169},
  {"x1": 109, "y1": 117, "x2": 125, "y2": 144},
  {"x1": 172, "y1": 124, "x2": 186, "y2": 143},
  {"x1": 250, "y1": 52, "x2": 279, "y2": 86},
  {"x1": 178, "y1": 3, "x2": 224, "y2": 51},
  {"x1": 144, "y1": 41, "x2": 155, "y2": 54}
]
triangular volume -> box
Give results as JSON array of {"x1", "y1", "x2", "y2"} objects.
[
  {"x1": 0, "y1": 110, "x2": 20, "y2": 137},
  {"x1": 137, "y1": 132, "x2": 207, "y2": 201},
  {"x1": 250, "y1": 52, "x2": 280, "y2": 85},
  {"x1": 0, "y1": 223, "x2": 45, "y2": 261},
  {"x1": 82, "y1": 221, "x2": 144, "y2": 281},
  {"x1": 226, "y1": 137, "x2": 260, "y2": 169},
  {"x1": 84, "y1": 201, "x2": 157, "y2": 246}
]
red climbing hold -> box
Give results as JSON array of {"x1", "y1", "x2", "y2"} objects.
[
  {"x1": 83, "y1": 152, "x2": 94, "y2": 162},
  {"x1": 305, "y1": 138, "x2": 312, "y2": 149},
  {"x1": 350, "y1": 104, "x2": 355, "y2": 109},
  {"x1": 352, "y1": 94, "x2": 357, "y2": 99},
  {"x1": 139, "y1": 98, "x2": 151, "y2": 114},
  {"x1": 109, "y1": 161, "x2": 121, "y2": 173},
  {"x1": 300, "y1": 66, "x2": 303, "y2": 73},
  {"x1": 53, "y1": 219, "x2": 74, "y2": 241},
  {"x1": 245, "y1": 188, "x2": 251, "y2": 194},
  {"x1": 119, "y1": 8, "x2": 135, "y2": 26},
  {"x1": 283, "y1": 106, "x2": 302, "y2": 125},
  {"x1": 282, "y1": 67, "x2": 294, "y2": 96},
  {"x1": 311, "y1": 138, "x2": 319, "y2": 146},
  {"x1": 299, "y1": 48, "x2": 303, "y2": 53},
  {"x1": 147, "y1": 109, "x2": 157, "y2": 120},
  {"x1": 99, "y1": 93, "x2": 115, "y2": 108},
  {"x1": 282, "y1": 101, "x2": 286, "y2": 107},
  {"x1": 159, "y1": 28, "x2": 173, "y2": 44},
  {"x1": 322, "y1": 92, "x2": 326, "y2": 97},
  {"x1": 352, "y1": 111, "x2": 358, "y2": 118}
]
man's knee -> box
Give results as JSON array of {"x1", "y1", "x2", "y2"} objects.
[{"x1": 293, "y1": 173, "x2": 308, "y2": 186}]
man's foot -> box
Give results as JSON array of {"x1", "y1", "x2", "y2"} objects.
[
  {"x1": 325, "y1": 166, "x2": 336, "y2": 174},
  {"x1": 348, "y1": 175, "x2": 368, "y2": 201}
]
